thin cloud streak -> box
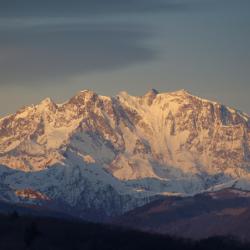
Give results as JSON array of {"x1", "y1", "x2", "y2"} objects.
[
  {"x1": 0, "y1": 0, "x2": 190, "y2": 17},
  {"x1": 0, "y1": 17, "x2": 96, "y2": 29}
]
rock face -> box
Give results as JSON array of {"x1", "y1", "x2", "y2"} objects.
[{"x1": 0, "y1": 89, "x2": 250, "y2": 219}]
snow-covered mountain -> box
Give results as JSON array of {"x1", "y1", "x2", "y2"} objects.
[{"x1": 0, "y1": 89, "x2": 250, "y2": 219}]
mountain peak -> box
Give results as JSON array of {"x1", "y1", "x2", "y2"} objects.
[
  {"x1": 39, "y1": 97, "x2": 55, "y2": 108},
  {"x1": 144, "y1": 89, "x2": 159, "y2": 105},
  {"x1": 79, "y1": 89, "x2": 95, "y2": 94},
  {"x1": 67, "y1": 89, "x2": 98, "y2": 105},
  {"x1": 175, "y1": 89, "x2": 191, "y2": 95},
  {"x1": 77, "y1": 89, "x2": 97, "y2": 97},
  {"x1": 145, "y1": 88, "x2": 159, "y2": 96}
]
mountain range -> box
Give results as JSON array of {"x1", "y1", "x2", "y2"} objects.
[{"x1": 0, "y1": 89, "x2": 250, "y2": 220}]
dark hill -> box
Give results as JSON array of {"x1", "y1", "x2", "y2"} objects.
[{"x1": 1, "y1": 211, "x2": 250, "y2": 250}]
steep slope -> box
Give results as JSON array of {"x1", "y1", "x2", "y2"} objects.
[
  {"x1": 0, "y1": 89, "x2": 250, "y2": 218},
  {"x1": 0, "y1": 163, "x2": 154, "y2": 220}
]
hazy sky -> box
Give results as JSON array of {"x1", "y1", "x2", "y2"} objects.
[{"x1": 0, "y1": 0, "x2": 249, "y2": 116}]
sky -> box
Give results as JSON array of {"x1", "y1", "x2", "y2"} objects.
[{"x1": 0, "y1": 0, "x2": 249, "y2": 116}]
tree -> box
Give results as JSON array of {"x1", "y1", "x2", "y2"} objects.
[{"x1": 24, "y1": 221, "x2": 39, "y2": 247}]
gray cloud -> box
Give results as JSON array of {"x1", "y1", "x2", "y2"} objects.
[
  {"x1": 0, "y1": 23, "x2": 156, "y2": 85},
  {"x1": 0, "y1": 0, "x2": 246, "y2": 87},
  {"x1": 0, "y1": 0, "x2": 190, "y2": 86},
  {"x1": 0, "y1": 0, "x2": 201, "y2": 86}
]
